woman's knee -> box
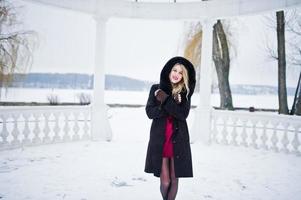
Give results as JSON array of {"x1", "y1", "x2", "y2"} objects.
[{"x1": 161, "y1": 178, "x2": 171, "y2": 188}]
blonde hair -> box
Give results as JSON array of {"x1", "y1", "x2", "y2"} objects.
[{"x1": 170, "y1": 63, "x2": 190, "y2": 100}]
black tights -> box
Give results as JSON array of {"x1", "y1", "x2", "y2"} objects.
[{"x1": 160, "y1": 157, "x2": 179, "y2": 200}]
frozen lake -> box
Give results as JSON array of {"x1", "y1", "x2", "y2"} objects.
[{"x1": 0, "y1": 88, "x2": 295, "y2": 109}]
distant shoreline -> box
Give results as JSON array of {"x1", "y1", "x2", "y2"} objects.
[{"x1": 1, "y1": 73, "x2": 297, "y2": 95}]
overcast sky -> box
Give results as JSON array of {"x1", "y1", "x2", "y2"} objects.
[{"x1": 13, "y1": 0, "x2": 301, "y2": 87}]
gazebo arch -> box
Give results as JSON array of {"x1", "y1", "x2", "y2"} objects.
[{"x1": 23, "y1": 0, "x2": 301, "y2": 142}]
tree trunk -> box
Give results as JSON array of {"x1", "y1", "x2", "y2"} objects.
[
  {"x1": 276, "y1": 11, "x2": 289, "y2": 114},
  {"x1": 291, "y1": 71, "x2": 301, "y2": 115},
  {"x1": 212, "y1": 20, "x2": 233, "y2": 110}
]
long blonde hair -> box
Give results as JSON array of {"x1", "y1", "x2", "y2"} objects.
[{"x1": 170, "y1": 63, "x2": 190, "y2": 100}]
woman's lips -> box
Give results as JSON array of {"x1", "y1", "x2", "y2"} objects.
[{"x1": 172, "y1": 76, "x2": 178, "y2": 81}]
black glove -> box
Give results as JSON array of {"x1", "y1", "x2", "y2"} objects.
[
  {"x1": 154, "y1": 89, "x2": 169, "y2": 103},
  {"x1": 173, "y1": 93, "x2": 181, "y2": 104}
]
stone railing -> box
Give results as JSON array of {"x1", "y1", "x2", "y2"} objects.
[
  {"x1": 1, "y1": 105, "x2": 301, "y2": 156},
  {"x1": 211, "y1": 109, "x2": 301, "y2": 155},
  {"x1": 0, "y1": 106, "x2": 91, "y2": 150}
]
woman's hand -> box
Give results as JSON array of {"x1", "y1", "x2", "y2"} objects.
[
  {"x1": 173, "y1": 93, "x2": 181, "y2": 104},
  {"x1": 154, "y1": 89, "x2": 169, "y2": 103}
]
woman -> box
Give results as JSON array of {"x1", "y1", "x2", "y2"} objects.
[{"x1": 144, "y1": 56, "x2": 196, "y2": 200}]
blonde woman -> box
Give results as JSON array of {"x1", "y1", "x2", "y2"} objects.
[{"x1": 144, "y1": 56, "x2": 196, "y2": 200}]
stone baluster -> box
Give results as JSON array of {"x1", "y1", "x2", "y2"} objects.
[
  {"x1": 43, "y1": 112, "x2": 51, "y2": 144},
  {"x1": 260, "y1": 120, "x2": 268, "y2": 150},
  {"x1": 281, "y1": 122, "x2": 289, "y2": 154},
  {"x1": 22, "y1": 113, "x2": 31, "y2": 146},
  {"x1": 0, "y1": 114, "x2": 9, "y2": 148},
  {"x1": 230, "y1": 117, "x2": 238, "y2": 146},
  {"x1": 53, "y1": 112, "x2": 61, "y2": 143},
  {"x1": 82, "y1": 110, "x2": 90, "y2": 140},
  {"x1": 72, "y1": 112, "x2": 80, "y2": 141},
  {"x1": 32, "y1": 113, "x2": 42, "y2": 145},
  {"x1": 270, "y1": 121, "x2": 279, "y2": 152},
  {"x1": 211, "y1": 115, "x2": 218, "y2": 144},
  {"x1": 11, "y1": 113, "x2": 20, "y2": 147},
  {"x1": 63, "y1": 112, "x2": 71, "y2": 142},
  {"x1": 291, "y1": 124, "x2": 301, "y2": 156},
  {"x1": 251, "y1": 119, "x2": 258, "y2": 149},
  {"x1": 221, "y1": 116, "x2": 228, "y2": 145},
  {"x1": 241, "y1": 119, "x2": 248, "y2": 147}
]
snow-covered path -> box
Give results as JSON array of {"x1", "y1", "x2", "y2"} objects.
[{"x1": 0, "y1": 107, "x2": 301, "y2": 200}]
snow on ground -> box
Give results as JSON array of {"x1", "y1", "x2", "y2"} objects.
[{"x1": 0, "y1": 107, "x2": 301, "y2": 200}]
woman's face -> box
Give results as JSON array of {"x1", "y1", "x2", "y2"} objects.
[{"x1": 169, "y1": 64, "x2": 183, "y2": 84}]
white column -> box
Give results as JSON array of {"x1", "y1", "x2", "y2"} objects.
[
  {"x1": 91, "y1": 16, "x2": 112, "y2": 141},
  {"x1": 191, "y1": 19, "x2": 215, "y2": 144}
]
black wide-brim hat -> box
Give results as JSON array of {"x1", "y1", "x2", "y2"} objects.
[{"x1": 159, "y1": 56, "x2": 196, "y2": 98}]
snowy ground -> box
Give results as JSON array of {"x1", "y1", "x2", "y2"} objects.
[{"x1": 0, "y1": 107, "x2": 301, "y2": 200}]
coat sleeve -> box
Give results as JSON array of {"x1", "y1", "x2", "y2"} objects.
[
  {"x1": 162, "y1": 94, "x2": 191, "y2": 121},
  {"x1": 145, "y1": 85, "x2": 168, "y2": 119}
]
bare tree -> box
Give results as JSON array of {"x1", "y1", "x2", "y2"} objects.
[
  {"x1": 0, "y1": 0, "x2": 37, "y2": 97},
  {"x1": 264, "y1": 9, "x2": 301, "y2": 114},
  {"x1": 276, "y1": 11, "x2": 289, "y2": 114},
  {"x1": 212, "y1": 19, "x2": 234, "y2": 110}
]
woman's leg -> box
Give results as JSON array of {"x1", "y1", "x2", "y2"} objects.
[
  {"x1": 160, "y1": 157, "x2": 170, "y2": 200},
  {"x1": 167, "y1": 158, "x2": 179, "y2": 200}
]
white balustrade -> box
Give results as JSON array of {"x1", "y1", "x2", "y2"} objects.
[
  {"x1": 0, "y1": 106, "x2": 91, "y2": 150},
  {"x1": 1, "y1": 106, "x2": 300, "y2": 156},
  {"x1": 211, "y1": 110, "x2": 301, "y2": 155}
]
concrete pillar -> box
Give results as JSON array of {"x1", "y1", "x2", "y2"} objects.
[
  {"x1": 191, "y1": 19, "x2": 215, "y2": 144},
  {"x1": 91, "y1": 15, "x2": 112, "y2": 141}
]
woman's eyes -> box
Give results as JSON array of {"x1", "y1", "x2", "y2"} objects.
[{"x1": 173, "y1": 69, "x2": 183, "y2": 75}]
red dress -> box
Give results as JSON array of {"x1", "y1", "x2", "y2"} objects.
[{"x1": 162, "y1": 116, "x2": 174, "y2": 158}]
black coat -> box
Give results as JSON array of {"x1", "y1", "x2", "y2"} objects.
[{"x1": 144, "y1": 56, "x2": 196, "y2": 178}]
